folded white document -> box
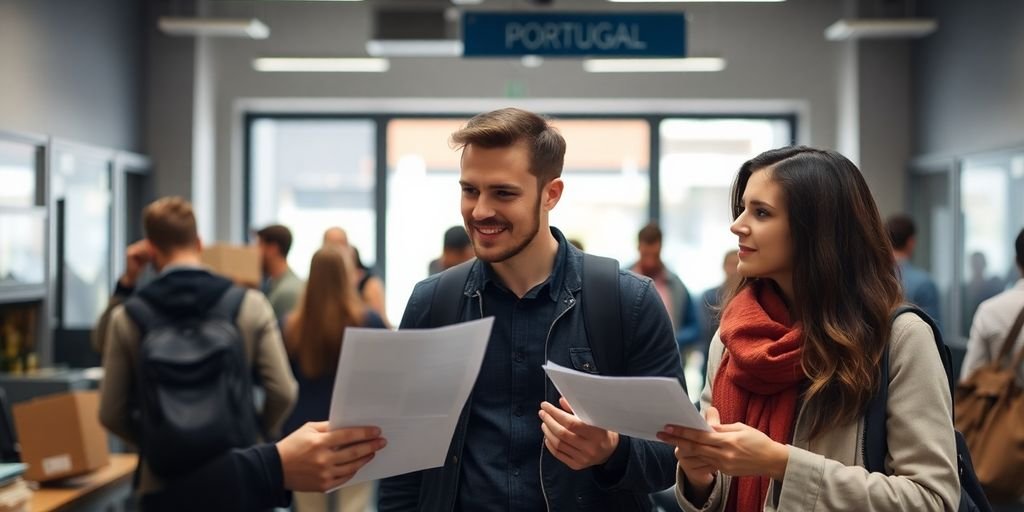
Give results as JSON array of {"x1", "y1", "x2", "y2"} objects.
[
  {"x1": 541, "y1": 361, "x2": 711, "y2": 441},
  {"x1": 328, "y1": 317, "x2": 494, "y2": 489}
]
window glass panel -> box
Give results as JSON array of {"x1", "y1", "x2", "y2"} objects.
[
  {"x1": 54, "y1": 150, "x2": 111, "y2": 328},
  {"x1": 549, "y1": 119, "x2": 650, "y2": 262},
  {"x1": 0, "y1": 140, "x2": 37, "y2": 207},
  {"x1": 250, "y1": 119, "x2": 377, "y2": 279},
  {"x1": 960, "y1": 152, "x2": 1024, "y2": 338},
  {"x1": 659, "y1": 119, "x2": 791, "y2": 296},
  {"x1": 385, "y1": 119, "x2": 468, "y2": 324},
  {"x1": 909, "y1": 168, "x2": 954, "y2": 337},
  {"x1": 0, "y1": 208, "x2": 46, "y2": 287}
]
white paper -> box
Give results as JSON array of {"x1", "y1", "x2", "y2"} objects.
[
  {"x1": 327, "y1": 317, "x2": 494, "y2": 489},
  {"x1": 541, "y1": 361, "x2": 710, "y2": 442}
]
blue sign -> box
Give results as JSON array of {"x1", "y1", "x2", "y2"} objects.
[{"x1": 462, "y1": 12, "x2": 687, "y2": 57}]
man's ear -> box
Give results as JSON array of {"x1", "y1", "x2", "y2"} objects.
[
  {"x1": 542, "y1": 178, "x2": 564, "y2": 212},
  {"x1": 144, "y1": 240, "x2": 163, "y2": 268}
]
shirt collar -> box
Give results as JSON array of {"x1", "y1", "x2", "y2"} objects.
[
  {"x1": 160, "y1": 262, "x2": 204, "y2": 275},
  {"x1": 480, "y1": 231, "x2": 568, "y2": 302}
]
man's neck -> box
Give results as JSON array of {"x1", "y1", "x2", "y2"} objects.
[
  {"x1": 636, "y1": 262, "x2": 664, "y2": 280},
  {"x1": 893, "y1": 250, "x2": 911, "y2": 263},
  {"x1": 159, "y1": 252, "x2": 203, "y2": 272},
  {"x1": 267, "y1": 259, "x2": 289, "y2": 280},
  {"x1": 490, "y1": 228, "x2": 560, "y2": 298}
]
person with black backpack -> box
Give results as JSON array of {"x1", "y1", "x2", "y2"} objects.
[
  {"x1": 97, "y1": 196, "x2": 298, "y2": 499},
  {"x1": 377, "y1": 108, "x2": 685, "y2": 511},
  {"x1": 657, "y1": 147, "x2": 962, "y2": 511}
]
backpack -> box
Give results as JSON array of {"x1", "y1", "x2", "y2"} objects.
[
  {"x1": 123, "y1": 286, "x2": 260, "y2": 479},
  {"x1": 863, "y1": 305, "x2": 993, "y2": 512},
  {"x1": 953, "y1": 304, "x2": 1024, "y2": 503},
  {"x1": 429, "y1": 253, "x2": 625, "y2": 374}
]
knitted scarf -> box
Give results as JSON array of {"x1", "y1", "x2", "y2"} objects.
[{"x1": 714, "y1": 281, "x2": 805, "y2": 512}]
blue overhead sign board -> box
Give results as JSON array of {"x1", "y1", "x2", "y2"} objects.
[{"x1": 462, "y1": 12, "x2": 687, "y2": 57}]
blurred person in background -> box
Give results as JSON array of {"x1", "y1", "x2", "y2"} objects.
[
  {"x1": 283, "y1": 247, "x2": 387, "y2": 512},
  {"x1": 256, "y1": 224, "x2": 304, "y2": 321},
  {"x1": 323, "y1": 226, "x2": 390, "y2": 327},
  {"x1": 428, "y1": 225, "x2": 475, "y2": 275},
  {"x1": 629, "y1": 222, "x2": 700, "y2": 357},
  {"x1": 697, "y1": 249, "x2": 740, "y2": 383},
  {"x1": 885, "y1": 214, "x2": 942, "y2": 327}
]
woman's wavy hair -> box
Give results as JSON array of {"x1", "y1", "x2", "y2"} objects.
[
  {"x1": 285, "y1": 247, "x2": 366, "y2": 379},
  {"x1": 725, "y1": 146, "x2": 903, "y2": 438}
]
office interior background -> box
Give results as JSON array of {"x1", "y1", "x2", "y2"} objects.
[{"x1": 0, "y1": 0, "x2": 1022, "y2": 381}]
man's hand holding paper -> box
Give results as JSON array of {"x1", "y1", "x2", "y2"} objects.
[
  {"x1": 538, "y1": 397, "x2": 620, "y2": 470},
  {"x1": 541, "y1": 361, "x2": 710, "y2": 443}
]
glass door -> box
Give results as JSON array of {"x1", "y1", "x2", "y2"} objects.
[
  {"x1": 908, "y1": 160, "x2": 956, "y2": 339},
  {"x1": 50, "y1": 142, "x2": 114, "y2": 368},
  {"x1": 960, "y1": 150, "x2": 1024, "y2": 339}
]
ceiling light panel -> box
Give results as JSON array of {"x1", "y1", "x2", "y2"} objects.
[
  {"x1": 158, "y1": 17, "x2": 270, "y2": 39},
  {"x1": 583, "y1": 57, "x2": 726, "y2": 72},
  {"x1": 253, "y1": 58, "x2": 390, "y2": 72}
]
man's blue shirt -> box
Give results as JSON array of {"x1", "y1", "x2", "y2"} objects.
[
  {"x1": 456, "y1": 240, "x2": 567, "y2": 511},
  {"x1": 898, "y1": 259, "x2": 942, "y2": 328}
]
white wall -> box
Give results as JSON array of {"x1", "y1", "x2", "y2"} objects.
[
  {"x1": 0, "y1": 0, "x2": 143, "y2": 151},
  {"x1": 912, "y1": 0, "x2": 1024, "y2": 158}
]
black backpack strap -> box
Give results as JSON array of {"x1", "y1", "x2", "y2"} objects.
[
  {"x1": 582, "y1": 253, "x2": 624, "y2": 376},
  {"x1": 123, "y1": 296, "x2": 168, "y2": 336},
  {"x1": 864, "y1": 304, "x2": 952, "y2": 473},
  {"x1": 429, "y1": 260, "x2": 474, "y2": 328},
  {"x1": 208, "y1": 286, "x2": 247, "y2": 323}
]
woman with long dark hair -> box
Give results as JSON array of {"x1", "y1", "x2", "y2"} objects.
[
  {"x1": 659, "y1": 147, "x2": 959, "y2": 511},
  {"x1": 283, "y1": 247, "x2": 386, "y2": 512}
]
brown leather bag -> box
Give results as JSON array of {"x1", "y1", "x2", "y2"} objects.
[{"x1": 954, "y1": 303, "x2": 1024, "y2": 504}]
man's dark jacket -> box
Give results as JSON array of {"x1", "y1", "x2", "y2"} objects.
[{"x1": 378, "y1": 230, "x2": 685, "y2": 511}]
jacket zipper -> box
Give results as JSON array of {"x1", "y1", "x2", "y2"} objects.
[{"x1": 539, "y1": 295, "x2": 576, "y2": 512}]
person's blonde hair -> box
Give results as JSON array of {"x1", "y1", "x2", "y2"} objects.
[
  {"x1": 143, "y1": 196, "x2": 198, "y2": 253},
  {"x1": 284, "y1": 247, "x2": 367, "y2": 379}
]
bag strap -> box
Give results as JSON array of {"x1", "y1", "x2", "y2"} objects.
[
  {"x1": 208, "y1": 286, "x2": 247, "y2": 323},
  {"x1": 123, "y1": 296, "x2": 167, "y2": 336},
  {"x1": 581, "y1": 253, "x2": 624, "y2": 376},
  {"x1": 429, "y1": 260, "x2": 474, "y2": 327},
  {"x1": 864, "y1": 304, "x2": 953, "y2": 473},
  {"x1": 997, "y1": 304, "x2": 1024, "y2": 370}
]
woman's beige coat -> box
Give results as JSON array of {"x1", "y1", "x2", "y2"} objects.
[{"x1": 677, "y1": 313, "x2": 960, "y2": 511}]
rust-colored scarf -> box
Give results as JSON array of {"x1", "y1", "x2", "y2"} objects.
[{"x1": 714, "y1": 282, "x2": 805, "y2": 512}]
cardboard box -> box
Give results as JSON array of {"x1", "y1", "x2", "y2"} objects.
[
  {"x1": 201, "y1": 243, "x2": 261, "y2": 288},
  {"x1": 12, "y1": 391, "x2": 110, "y2": 482}
]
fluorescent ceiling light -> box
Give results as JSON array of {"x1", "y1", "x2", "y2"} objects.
[
  {"x1": 254, "y1": 58, "x2": 390, "y2": 72},
  {"x1": 825, "y1": 19, "x2": 937, "y2": 40},
  {"x1": 608, "y1": 0, "x2": 783, "y2": 3},
  {"x1": 366, "y1": 40, "x2": 463, "y2": 57},
  {"x1": 158, "y1": 17, "x2": 270, "y2": 39},
  {"x1": 583, "y1": 58, "x2": 726, "y2": 73}
]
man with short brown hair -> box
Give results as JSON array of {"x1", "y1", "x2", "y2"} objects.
[
  {"x1": 631, "y1": 221, "x2": 700, "y2": 352},
  {"x1": 255, "y1": 224, "x2": 303, "y2": 320},
  {"x1": 96, "y1": 196, "x2": 298, "y2": 497},
  {"x1": 380, "y1": 108, "x2": 683, "y2": 511}
]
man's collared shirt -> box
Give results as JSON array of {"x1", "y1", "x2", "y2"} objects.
[{"x1": 457, "y1": 240, "x2": 568, "y2": 512}]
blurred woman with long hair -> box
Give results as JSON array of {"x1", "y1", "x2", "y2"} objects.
[{"x1": 283, "y1": 247, "x2": 386, "y2": 512}]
